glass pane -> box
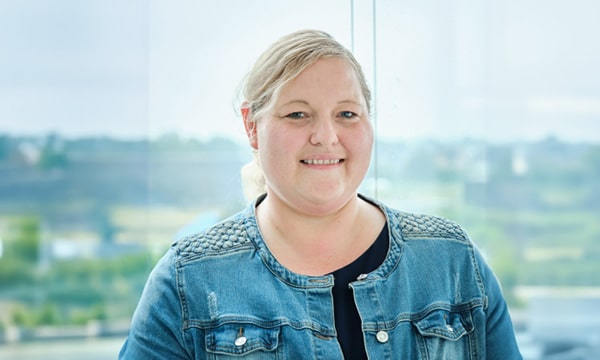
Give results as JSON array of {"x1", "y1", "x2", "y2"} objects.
[
  {"x1": 1, "y1": 1, "x2": 598, "y2": 359},
  {"x1": 372, "y1": 0, "x2": 600, "y2": 358},
  {"x1": 0, "y1": 1, "x2": 351, "y2": 358}
]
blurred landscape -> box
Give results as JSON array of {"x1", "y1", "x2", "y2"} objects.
[
  {"x1": 2, "y1": 0, "x2": 599, "y2": 358},
  {"x1": 0, "y1": 133, "x2": 599, "y2": 359}
]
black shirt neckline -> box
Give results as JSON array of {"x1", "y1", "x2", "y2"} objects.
[{"x1": 330, "y1": 224, "x2": 389, "y2": 359}]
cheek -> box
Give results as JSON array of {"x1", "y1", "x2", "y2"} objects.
[
  {"x1": 257, "y1": 125, "x2": 295, "y2": 173},
  {"x1": 260, "y1": 121, "x2": 305, "y2": 151},
  {"x1": 258, "y1": 123, "x2": 285, "y2": 153},
  {"x1": 347, "y1": 127, "x2": 374, "y2": 158}
]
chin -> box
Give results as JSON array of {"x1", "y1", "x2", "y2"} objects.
[{"x1": 300, "y1": 191, "x2": 356, "y2": 213}]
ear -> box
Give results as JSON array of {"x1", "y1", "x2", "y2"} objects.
[{"x1": 242, "y1": 102, "x2": 258, "y2": 150}]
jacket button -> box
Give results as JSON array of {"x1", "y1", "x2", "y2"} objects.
[
  {"x1": 234, "y1": 336, "x2": 247, "y2": 346},
  {"x1": 356, "y1": 273, "x2": 368, "y2": 281},
  {"x1": 376, "y1": 330, "x2": 389, "y2": 343}
]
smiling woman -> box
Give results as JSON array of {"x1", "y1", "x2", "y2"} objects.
[
  {"x1": 244, "y1": 56, "x2": 374, "y2": 217},
  {"x1": 119, "y1": 29, "x2": 522, "y2": 359}
]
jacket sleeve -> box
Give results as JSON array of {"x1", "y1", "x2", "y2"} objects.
[
  {"x1": 119, "y1": 249, "x2": 191, "y2": 359},
  {"x1": 473, "y1": 246, "x2": 523, "y2": 360}
]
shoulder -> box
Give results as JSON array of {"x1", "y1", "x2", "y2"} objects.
[
  {"x1": 171, "y1": 211, "x2": 254, "y2": 259},
  {"x1": 359, "y1": 194, "x2": 471, "y2": 244},
  {"x1": 387, "y1": 208, "x2": 470, "y2": 243}
]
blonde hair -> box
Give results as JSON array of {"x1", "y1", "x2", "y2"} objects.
[{"x1": 240, "y1": 29, "x2": 372, "y2": 200}]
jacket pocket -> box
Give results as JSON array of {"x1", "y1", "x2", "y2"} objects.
[
  {"x1": 413, "y1": 308, "x2": 474, "y2": 359},
  {"x1": 206, "y1": 322, "x2": 280, "y2": 358},
  {"x1": 414, "y1": 307, "x2": 473, "y2": 340}
]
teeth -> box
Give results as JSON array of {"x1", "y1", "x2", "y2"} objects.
[{"x1": 302, "y1": 159, "x2": 341, "y2": 165}]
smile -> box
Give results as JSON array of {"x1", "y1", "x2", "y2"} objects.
[{"x1": 300, "y1": 159, "x2": 343, "y2": 165}]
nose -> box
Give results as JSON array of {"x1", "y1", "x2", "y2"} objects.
[{"x1": 310, "y1": 117, "x2": 339, "y2": 146}]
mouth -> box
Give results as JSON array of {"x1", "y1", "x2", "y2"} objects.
[{"x1": 300, "y1": 159, "x2": 344, "y2": 165}]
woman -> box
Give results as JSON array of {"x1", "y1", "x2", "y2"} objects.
[{"x1": 119, "y1": 29, "x2": 522, "y2": 359}]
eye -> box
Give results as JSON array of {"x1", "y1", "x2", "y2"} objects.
[
  {"x1": 285, "y1": 111, "x2": 307, "y2": 119},
  {"x1": 338, "y1": 111, "x2": 358, "y2": 119}
]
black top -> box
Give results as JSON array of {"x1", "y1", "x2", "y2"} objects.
[{"x1": 330, "y1": 224, "x2": 389, "y2": 359}]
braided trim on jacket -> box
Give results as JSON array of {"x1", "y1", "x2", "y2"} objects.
[
  {"x1": 396, "y1": 212, "x2": 469, "y2": 243},
  {"x1": 173, "y1": 217, "x2": 251, "y2": 257}
]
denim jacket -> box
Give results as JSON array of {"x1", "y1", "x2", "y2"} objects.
[{"x1": 120, "y1": 196, "x2": 522, "y2": 359}]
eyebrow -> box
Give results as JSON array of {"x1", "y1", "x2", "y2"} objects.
[
  {"x1": 280, "y1": 99, "x2": 363, "y2": 107},
  {"x1": 336, "y1": 99, "x2": 363, "y2": 106},
  {"x1": 281, "y1": 99, "x2": 310, "y2": 107}
]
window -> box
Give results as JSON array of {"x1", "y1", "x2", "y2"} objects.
[{"x1": 0, "y1": 1, "x2": 598, "y2": 358}]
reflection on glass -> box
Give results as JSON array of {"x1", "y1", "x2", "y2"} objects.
[{"x1": 0, "y1": 1, "x2": 599, "y2": 359}]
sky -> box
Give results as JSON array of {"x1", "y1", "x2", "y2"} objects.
[{"x1": 1, "y1": 0, "x2": 599, "y2": 143}]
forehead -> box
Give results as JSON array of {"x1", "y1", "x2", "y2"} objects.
[
  {"x1": 272, "y1": 57, "x2": 366, "y2": 108},
  {"x1": 282, "y1": 57, "x2": 360, "y2": 92}
]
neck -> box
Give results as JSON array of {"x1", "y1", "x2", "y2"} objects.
[
  {"x1": 259, "y1": 191, "x2": 360, "y2": 237},
  {"x1": 256, "y1": 193, "x2": 385, "y2": 275}
]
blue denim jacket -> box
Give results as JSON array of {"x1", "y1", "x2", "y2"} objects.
[{"x1": 120, "y1": 196, "x2": 522, "y2": 359}]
